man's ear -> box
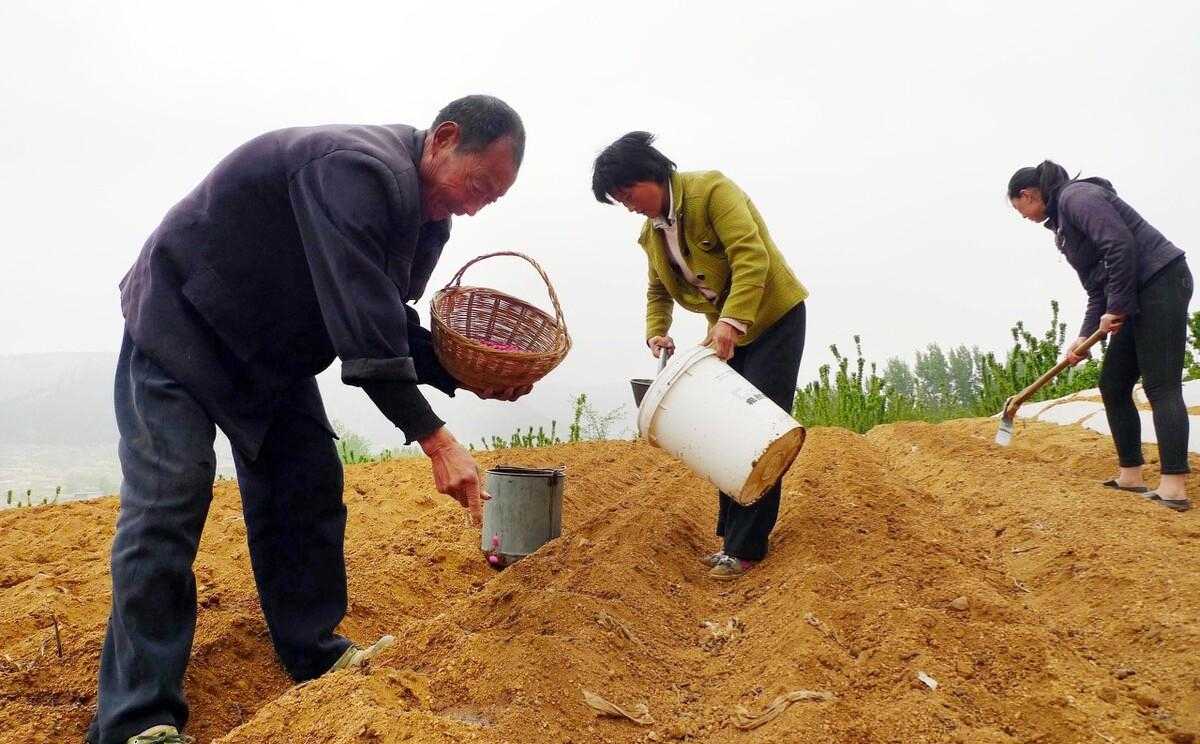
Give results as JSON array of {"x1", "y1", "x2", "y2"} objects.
[{"x1": 430, "y1": 121, "x2": 461, "y2": 155}]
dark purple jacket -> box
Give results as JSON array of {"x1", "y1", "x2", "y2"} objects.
[
  {"x1": 120, "y1": 124, "x2": 458, "y2": 459},
  {"x1": 1046, "y1": 178, "x2": 1184, "y2": 337}
]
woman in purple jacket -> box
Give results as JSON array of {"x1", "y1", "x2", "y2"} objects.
[{"x1": 1009, "y1": 160, "x2": 1192, "y2": 512}]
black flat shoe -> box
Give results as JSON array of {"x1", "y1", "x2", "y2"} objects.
[
  {"x1": 1142, "y1": 491, "x2": 1192, "y2": 512},
  {"x1": 1101, "y1": 479, "x2": 1149, "y2": 494}
]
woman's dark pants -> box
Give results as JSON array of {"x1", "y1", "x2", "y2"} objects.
[
  {"x1": 717, "y1": 302, "x2": 807, "y2": 561},
  {"x1": 1100, "y1": 259, "x2": 1193, "y2": 475}
]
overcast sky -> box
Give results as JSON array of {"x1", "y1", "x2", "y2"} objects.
[{"x1": 2, "y1": 0, "x2": 1198, "y2": 440}]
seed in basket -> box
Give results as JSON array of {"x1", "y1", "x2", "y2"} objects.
[{"x1": 478, "y1": 339, "x2": 524, "y2": 352}]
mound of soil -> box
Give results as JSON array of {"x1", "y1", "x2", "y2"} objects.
[{"x1": 1, "y1": 419, "x2": 1197, "y2": 743}]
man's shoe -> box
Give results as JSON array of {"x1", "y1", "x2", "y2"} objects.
[
  {"x1": 709, "y1": 555, "x2": 756, "y2": 581},
  {"x1": 328, "y1": 634, "x2": 396, "y2": 673},
  {"x1": 128, "y1": 725, "x2": 193, "y2": 744}
]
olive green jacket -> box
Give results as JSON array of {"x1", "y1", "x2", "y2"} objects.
[{"x1": 639, "y1": 170, "x2": 808, "y2": 346}]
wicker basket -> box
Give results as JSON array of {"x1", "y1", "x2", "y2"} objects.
[{"x1": 431, "y1": 251, "x2": 571, "y2": 391}]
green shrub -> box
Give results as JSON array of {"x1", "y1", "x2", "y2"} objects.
[
  {"x1": 793, "y1": 301, "x2": 1116, "y2": 433},
  {"x1": 471, "y1": 393, "x2": 628, "y2": 451}
]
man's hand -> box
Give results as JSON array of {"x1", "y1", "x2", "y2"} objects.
[
  {"x1": 1099, "y1": 312, "x2": 1126, "y2": 336},
  {"x1": 703, "y1": 323, "x2": 740, "y2": 361},
  {"x1": 1064, "y1": 336, "x2": 1091, "y2": 366},
  {"x1": 419, "y1": 427, "x2": 489, "y2": 525},
  {"x1": 647, "y1": 335, "x2": 675, "y2": 359},
  {"x1": 467, "y1": 384, "x2": 533, "y2": 402}
]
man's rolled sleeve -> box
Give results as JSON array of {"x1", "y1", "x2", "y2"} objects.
[
  {"x1": 341, "y1": 357, "x2": 418, "y2": 385},
  {"x1": 405, "y1": 304, "x2": 459, "y2": 397}
]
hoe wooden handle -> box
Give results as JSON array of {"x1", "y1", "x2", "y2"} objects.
[{"x1": 1005, "y1": 327, "x2": 1107, "y2": 417}]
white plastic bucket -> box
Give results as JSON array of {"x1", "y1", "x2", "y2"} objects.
[{"x1": 636, "y1": 346, "x2": 806, "y2": 505}]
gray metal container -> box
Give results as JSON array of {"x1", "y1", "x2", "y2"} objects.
[
  {"x1": 480, "y1": 466, "x2": 564, "y2": 567},
  {"x1": 630, "y1": 378, "x2": 653, "y2": 407},
  {"x1": 631, "y1": 348, "x2": 671, "y2": 407}
]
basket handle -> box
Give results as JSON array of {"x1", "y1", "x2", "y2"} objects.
[{"x1": 445, "y1": 251, "x2": 569, "y2": 333}]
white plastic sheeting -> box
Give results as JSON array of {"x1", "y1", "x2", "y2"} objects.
[{"x1": 1013, "y1": 381, "x2": 1200, "y2": 452}]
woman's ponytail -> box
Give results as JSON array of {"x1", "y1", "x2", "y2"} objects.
[
  {"x1": 1035, "y1": 160, "x2": 1069, "y2": 199},
  {"x1": 1007, "y1": 159, "x2": 1070, "y2": 200}
]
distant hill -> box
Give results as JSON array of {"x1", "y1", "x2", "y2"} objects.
[{"x1": 0, "y1": 352, "x2": 119, "y2": 446}]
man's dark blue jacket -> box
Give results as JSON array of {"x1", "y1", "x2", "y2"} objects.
[{"x1": 120, "y1": 124, "x2": 459, "y2": 459}]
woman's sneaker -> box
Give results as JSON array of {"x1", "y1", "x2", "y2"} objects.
[
  {"x1": 699, "y1": 551, "x2": 726, "y2": 568},
  {"x1": 709, "y1": 555, "x2": 756, "y2": 580}
]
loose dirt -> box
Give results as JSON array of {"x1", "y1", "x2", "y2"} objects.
[{"x1": 1, "y1": 419, "x2": 1197, "y2": 743}]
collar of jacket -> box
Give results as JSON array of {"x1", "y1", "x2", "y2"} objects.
[
  {"x1": 1043, "y1": 186, "x2": 1062, "y2": 232},
  {"x1": 1043, "y1": 176, "x2": 1119, "y2": 232},
  {"x1": 638, "y1": 171, "x2": 688, "y2": 246},
  {"x1": 412, "y1": 128, "x2": 428, "y2": 169},
  {"x1": 409, "y1": 128, "x2": 451, "y2": 233},
  {"x1": 1042, "y1": 177, "x2": 1076, "y2": 230},
  {"x1": 667, "y1": 170, "x2": 685, "y2": 222}
]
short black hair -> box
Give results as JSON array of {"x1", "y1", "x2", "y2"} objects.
[
  {"x1": 432, "y1": 94, "x2": 525, "y2": 166},
  {"x1": 592, "y1": 131, "x2": 677, "y2": 204}
]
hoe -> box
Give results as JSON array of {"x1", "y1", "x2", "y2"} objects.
[{"x1": 995, "y1": 327, "x2": 1106, "y2": 446}]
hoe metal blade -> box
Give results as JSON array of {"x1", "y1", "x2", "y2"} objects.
[
  {"x1": 994, "y1": 414, "x2": 1014, "y2": 447},
  {"x1": 994, "y1": 396, "x2": 1016, "y2": 447}
]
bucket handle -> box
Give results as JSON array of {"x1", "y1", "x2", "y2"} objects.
[
  {"x1": 657, "y1": 346, "x2": 673, "y2": 374},
  {"x1": 443, "y1": 251, "x2": 569, "y2": 336}
]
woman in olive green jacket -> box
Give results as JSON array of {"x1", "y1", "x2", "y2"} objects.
[{"x1": 592, "y1": 132, "x2": 809, "y2": 580}]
